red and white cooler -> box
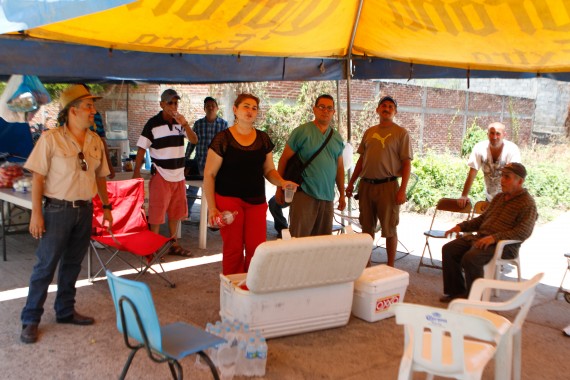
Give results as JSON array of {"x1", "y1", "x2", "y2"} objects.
[{"x1": 352, "y1": 265, "x2": 409, "y2": 322}]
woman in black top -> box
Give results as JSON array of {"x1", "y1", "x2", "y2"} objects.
[{"x1": 203, "y1": 93, "x2": 297, "y2": 275}]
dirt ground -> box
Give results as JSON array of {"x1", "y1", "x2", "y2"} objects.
[{"x1": 0, "y1": 203, "x2": 569, "y2": 379}]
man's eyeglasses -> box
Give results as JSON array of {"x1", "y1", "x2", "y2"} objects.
[
  {"x1": 316, "y1": 105, "x2": 334, "y2": 112},
  {"x1": 78, "y1": 152, "x2": 88, "y2": 171},
  {"x1": 167, "y1": 101, "x2": 179, "y2": 106}
]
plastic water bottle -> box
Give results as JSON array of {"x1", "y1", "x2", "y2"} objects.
[
  {"x1": 144, "y1": 148, "x2": 151, "y2": 170},
  {"x1": 244, "y1": 337, "x2": 257, "y2": 376},
  {"x1": 256, "y1": 337, "x2": 268, "y2": 376},
  {"x1": 232, "y1": 322, "x2": 243, "y2": 374},
  {"x1": 217, "y1": 343, "x2": 235, "y2": 380},
  {"x1": 208, "y1": 210, "x2": 238, "y2": 231},
  {"x1": 196, "y1": 322, "x2": 217, "y2": 370},
  {"x1": 236, "y1": 335, "x2": 247, "y2": 375},
  {"x1": 216, "y1": 326, "x2": 236, "y2": 380}
]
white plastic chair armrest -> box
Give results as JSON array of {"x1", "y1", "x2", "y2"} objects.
[
  {"x1": 449, "y1": 298, "x2": 513, "y2": 313},
  {"x1": 483, "y1": 240, "x2": 523, "y2": 285},
  {"x1": 471, "y1": 272, "x2": 543, "y2": 301},
  {"x1": 469, "y1": 277, "x2": 525, "y2": 300},
  {"x1": 494, "y1": 239, "x2": 522, "y2": 258}
]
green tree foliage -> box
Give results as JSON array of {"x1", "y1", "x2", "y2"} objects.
[
  {"x1": 297, "y1": 81, "x2": 338, "y2": 126},
  {"x1": 260, "y1": 101, "x2": 297, "y2": 157},
  {"x1": 261, "y1": 81, "x2": 342, "y2": 161},
  {"x1": 408, "y1": 152, "x2": 483, "y2": 211},
  {"x1": 461, "y1": 120, "x2": 487, "y2": 157},
  {"x1": 408, "y1": 141, "x2": 570, "y2": 222},
  {"x1": 352, "y1": 99, "x2": 378, "y2": 148}
]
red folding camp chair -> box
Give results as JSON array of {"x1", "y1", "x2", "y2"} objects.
[{"x1": 88, "y1": 178, "x2": 175, "y2": 287}]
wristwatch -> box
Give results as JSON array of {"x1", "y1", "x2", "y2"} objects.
[{"x1": 102, "y1": 204, "x2": 113, "y2": 210}]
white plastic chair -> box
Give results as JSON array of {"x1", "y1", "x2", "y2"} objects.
[
  {"x1": 449, "y1": 273, "x2": 543, "y2": 380},
  {"x1": 482, "y1": 239, "x2": 522, "y2": 300},
  {"x1": 391, "y1": 303, "x2": 499, "y2": 380}
]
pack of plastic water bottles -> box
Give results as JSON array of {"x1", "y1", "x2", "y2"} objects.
[{"x1": 196, "y1": 318, "x2": 267, "y2": 379}]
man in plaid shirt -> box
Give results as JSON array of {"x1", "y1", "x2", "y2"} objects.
[
  {"x1": 439, "y1": 162, "x2": 537, "y2": 303},
  {"x1": 185, "y1": 97, "x2": 228, "y2": 221}
]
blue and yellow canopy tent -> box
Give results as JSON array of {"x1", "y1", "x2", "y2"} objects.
[{"x1": 1, "y1": 0, "x2": 570, "y2": 84}]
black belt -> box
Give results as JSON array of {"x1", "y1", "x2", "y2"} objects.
[
  {"x1": 44, "y1": 197, "x2": 92, "y2": 208},
  {"x1": 361, "y1": 177, "x2": 398, "y2": 185}
]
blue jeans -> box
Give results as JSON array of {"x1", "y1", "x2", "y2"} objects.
[
  {"x1": 268, "y1": 196, "x2": 288, "y2": 233},
  {"x1": 21, "y1": 202, "x2": 93, "y2": 325},
  {"x1": 186, "y1": 185, "x2": 200, "y2": 217}
]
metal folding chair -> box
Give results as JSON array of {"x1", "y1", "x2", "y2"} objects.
[
  {"x1": 417, "y1": 197, "x2": 472, "y2": 272},
  {"x1": 555, "y1": 253, "x2": 570, "y2": 302}
]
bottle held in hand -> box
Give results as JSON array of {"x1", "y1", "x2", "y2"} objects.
[{"x1": 208, "y1": 210, "x2": 238, "y2": 231}]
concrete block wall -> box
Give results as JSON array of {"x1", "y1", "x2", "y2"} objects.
[{"x1": 396, "y1": 77, "x2": 570, "y2": 139}]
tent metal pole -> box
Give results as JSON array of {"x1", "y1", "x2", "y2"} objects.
[
  {"x1": 345, "y1": 0, "x2": 364, "y2": 144},
  {"x1": 345, "y1": 62, "x2": 354, "y2": 215},
  {"x1": 345, "y1": 0, "x2": 364, "y2": 141},
  {"x1": 344, "y1": 0, "x2": 364, "y2": 218},
  {"x1": 336, "y1": 80, "x2": 341, "y2": 130}
]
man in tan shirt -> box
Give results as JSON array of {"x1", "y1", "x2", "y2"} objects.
[
  {"x1": 346, "y1": 96, "x2": 413, "y2": 267},
  {"x1": 20, "y1": 85, "x2": 113, "y2": 344}
]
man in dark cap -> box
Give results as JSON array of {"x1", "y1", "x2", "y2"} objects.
[
  {"x1": 439, "y1": 162, "x2": 537, "y2": 302},
  {"x1": 345, "y1": 95, "x2": 413, "y2": 267},
  {"x1": 132, "y1": 89, "x2": 196, "y2": 256}
]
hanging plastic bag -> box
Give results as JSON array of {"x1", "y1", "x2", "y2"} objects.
[
  {"x1": 0, "y1": 75, "x2": 25, "y2": 122},
  {"x1": 6, "y1": 75, "x2": 51, "y2": 112}
]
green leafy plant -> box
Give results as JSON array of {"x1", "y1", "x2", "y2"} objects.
[
  {"x1": 260, "y1": 101, "x2": 298, "y2": 158},
  {"x1": 461, "y1": 120, "x2": 487, "y2": 158},
  {"x1": 408, "y1": 152, "x2": 482, "y2": 211},
  {"x1": 408, "y1": 140, "x2": 570, "y2": 222}
]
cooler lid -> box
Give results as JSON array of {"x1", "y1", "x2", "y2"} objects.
[
  {"x1": 246, "y1": 233, "x2": 373, "y2": 293},
  {"x1": 354, "y1": 264, "x2": 410, "y2": 291}
]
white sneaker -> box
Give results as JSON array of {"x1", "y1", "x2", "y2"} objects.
[{"x1": 563, "y1": 325, "x2": 570, "y2": 337}]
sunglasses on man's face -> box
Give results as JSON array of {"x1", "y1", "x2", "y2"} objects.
[
  {"x1": 78, "y1": 152, "x2": 88, "y2": 171},
  {"x1": 167, "y1": 100, "x2": 179, "y2": 106}
]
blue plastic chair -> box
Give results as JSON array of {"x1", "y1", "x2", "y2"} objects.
[{"x1": 106, "y1": 270, "x2": 225, "y2": 379}]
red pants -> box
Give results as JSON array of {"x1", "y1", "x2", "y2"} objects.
[{"x1": 215, "y1": 194, "x2": 268, "y2": 275}]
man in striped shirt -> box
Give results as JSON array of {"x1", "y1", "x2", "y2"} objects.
[
  {"x1": 440, "y1": 162, "x2": 537, "y2": 302},
  {"x1": 133, "y1": 89, "x2": 197, "y2": 256}
]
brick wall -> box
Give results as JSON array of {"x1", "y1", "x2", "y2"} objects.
[{"x1": 31, "y1": 81, "x2": 536, "y2": 156}]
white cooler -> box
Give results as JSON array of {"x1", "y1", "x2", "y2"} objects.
[
  {"x1": 352, "y1": 265, "x2": 409, "y2": 322},
  {"x1": 220, "y1": 231, "x2": 373, "y2": 338}
]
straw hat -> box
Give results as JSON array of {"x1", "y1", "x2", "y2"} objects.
[{"x1": 60, "y1": 85, "x2": 102, "y2": 109}]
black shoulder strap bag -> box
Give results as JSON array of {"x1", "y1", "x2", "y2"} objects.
[{"x1": 283, "y1": 128, "x2": 334, "y2": 185}]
